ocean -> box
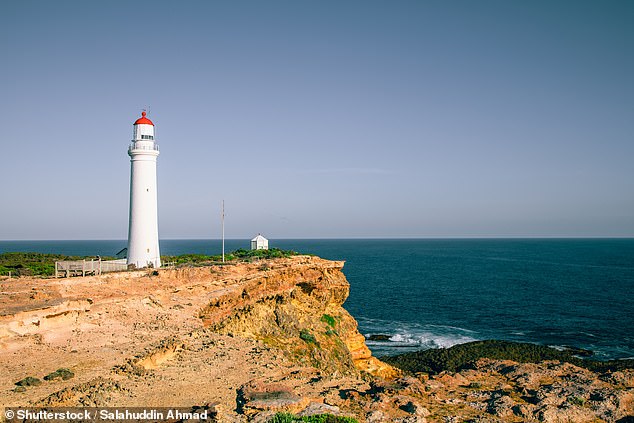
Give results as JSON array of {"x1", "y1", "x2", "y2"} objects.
[{"x1": 1, "y1": 238, "x2": 633, "y2": 360}]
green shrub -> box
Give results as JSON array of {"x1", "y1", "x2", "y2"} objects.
[
  {"x1": 270, "y1": 413, "x2": 295, "y2": 423},
  {"x1": 569, "y1": 396, "x2": 586, "y2": 406},
  {"x1": 43, "y1": 368, "x2": 74, "y2": 381},
  {"x1": 320, "y1": 314, "x2": 336, "y2": 328},
  {"x1": 269, "y1": 412, "x2": 358, "y2": 423},
  {"x1": 299, "y1": 329, "x2": 318, "y2": 345},
  {"x1": 15, "y1": 376, "x2": 41, "y2": 387}
]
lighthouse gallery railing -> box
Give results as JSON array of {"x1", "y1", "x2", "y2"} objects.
[{"x1": 129, "y1": 143, "x2": 160, "y2": 153}]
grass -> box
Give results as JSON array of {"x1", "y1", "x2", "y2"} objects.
[
  {"x1": 269, "y1": 413, "x2": 358, "y2": 423},
  {"x1": 0, "y1": 252, "x2": 111, "y2": 277},
  {"x1": 299, "y1": 329, "x2": 318, "y2": 345},
  {"x1": 232, "y1": 248, "x2": 303, "y2": 259},
  {"x1": 320, "y1": 314, "x2": 337, "y2": 329},
  {"x1": 162, "y1": 253, "x2": 218, "y2": 264},
  {"x1": 162, "y1": 248, "x2": 302, "y2": 267},
  {"x1": 1, "y1": 248, "x2": 303, "y2": 277}
]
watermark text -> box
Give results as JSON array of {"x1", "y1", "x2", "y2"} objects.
[{"x1": 4, "y1": 407, "x2": 215, "y2": 422}]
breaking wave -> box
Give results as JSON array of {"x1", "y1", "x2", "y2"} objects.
[{"x1": 358, "y1": 317, "x2": 479, "y2": 356}]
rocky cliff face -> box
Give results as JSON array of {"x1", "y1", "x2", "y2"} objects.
[{"x1": 197, "y1": 259, "x2": 397, "y2": 379}]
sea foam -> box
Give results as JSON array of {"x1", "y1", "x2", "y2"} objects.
[{"x1": 359, "y1": 317, "x2": 478, "y2": 356}]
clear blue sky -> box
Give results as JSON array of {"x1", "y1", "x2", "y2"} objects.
[{"x1": 1, "y1": 1, "x2": 632, "y2": 239}]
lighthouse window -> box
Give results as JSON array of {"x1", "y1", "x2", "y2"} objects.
[{"x1": 141, "y1": 135, "x2": 154, "y2": 140}]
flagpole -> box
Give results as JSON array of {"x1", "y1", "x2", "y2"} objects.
[{"x1": 222, "y1": 200, "x2": 225, "y2": 263}]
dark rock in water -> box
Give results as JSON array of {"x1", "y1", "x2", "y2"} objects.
[
  {"x1": 44, "y1": 368, "x2": 75, "y2": 381},
  {"x1": 367, "y1": 334, "x2": 392, "y2": 341},
  {"x1": 381, "y1": 340, "x2": 634, "y2": 375},
  {"x1": 562, "y1": 345, "x2": 594, "y2": 357},
  {"x1": 15, "y1": 376, "x2": 42, "y2": 387}
]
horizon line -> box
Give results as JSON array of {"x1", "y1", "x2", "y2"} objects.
[{"x1": 2, "y1": 236, "x2": 634, "y2": 242}]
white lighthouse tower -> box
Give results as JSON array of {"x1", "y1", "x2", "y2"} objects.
[{"x1": 127, "y1": 111, "x2": 161, "y2": 268}]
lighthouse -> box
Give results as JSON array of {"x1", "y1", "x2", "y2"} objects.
[{"x1": 127, "y1": 111, "x2": 161, "y2": 268}]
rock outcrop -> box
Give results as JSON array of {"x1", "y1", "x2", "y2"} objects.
[{"x1": 197, "y1": 259, "x2": 397, "y2": 379}]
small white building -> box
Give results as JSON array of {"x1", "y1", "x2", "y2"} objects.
[{"x1": 251, "y1": 234, "x2": 269, "y2": 250}]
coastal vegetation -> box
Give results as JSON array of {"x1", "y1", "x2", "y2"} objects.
[
  {"x1": 382, "y1": 340, "x2": 634, "y2": 375},
  {"x1": 299, "y1": 329, "x2": 318, "y2": 345},
  {"x1": 0, "y1": 252, "x2": 108, "y2": 277},
  {"x1": 320, "y1": 314, "x2": 337, "y2": 329},
  {"x1": 162, "y1": 248, "x2": 302, "y2": 266},
  {"x1": 269, "y1": 412, "x2": 358, "y2": 423},
  {"x1": 43, "y1": 368, "x2": 75, "y2": 381},
  {"x1": 0, "y1": 248, "x2": 302, "y2": 277}
]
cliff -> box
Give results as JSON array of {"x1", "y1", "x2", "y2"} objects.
[
  {"x1": 0, "y1": 256, "x2": 402, "y2": 421},
  {"x1": 1, "y1": 256, "x2": 632, "y2": 422}
]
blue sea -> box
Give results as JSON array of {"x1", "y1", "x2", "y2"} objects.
[{"x1": 1, "y1": 239, "x2": 633, "y2": 360}]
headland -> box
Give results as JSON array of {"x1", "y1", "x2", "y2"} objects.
[{"x1": 0, "y1": 256, "x2": 632, "y2": 422}]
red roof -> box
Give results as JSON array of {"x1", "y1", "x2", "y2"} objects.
[{"x1": 133, "y1": 111, "x2": 154, "y2": 126}]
